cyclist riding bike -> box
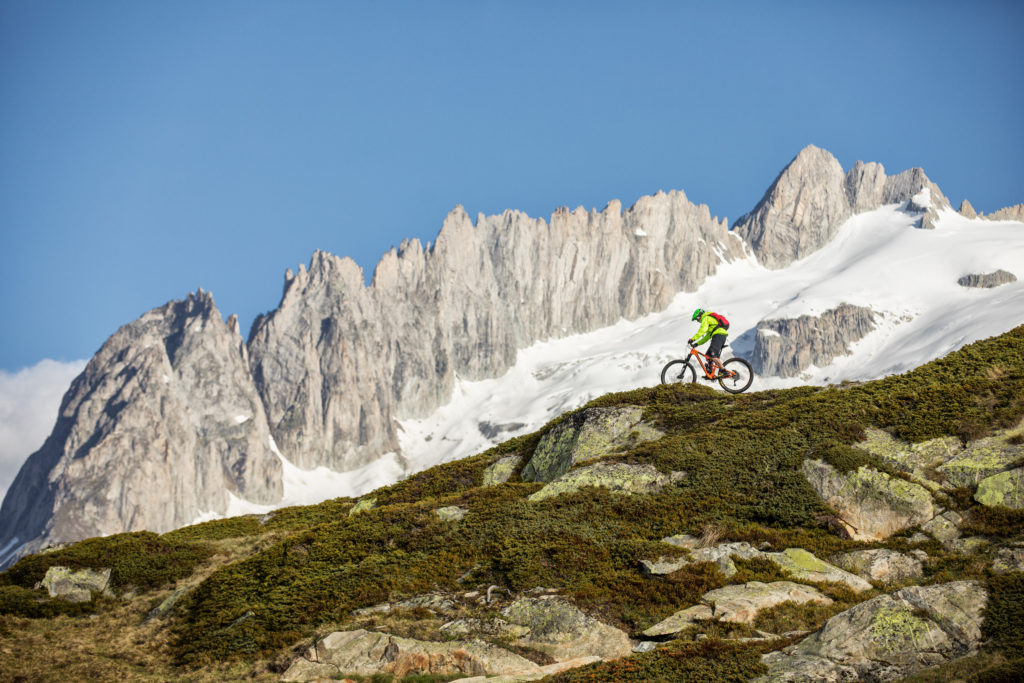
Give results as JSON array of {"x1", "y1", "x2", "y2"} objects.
[{"x1": 688, "y1": 308, "x2": 730, "y2": 378}]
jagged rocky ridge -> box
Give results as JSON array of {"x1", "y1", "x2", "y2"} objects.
[
  {"x1": 0, "y1": 291, "x2": 282, "y2": 566},
  {"x1": 1, "y1": 145, "x2": 1017, "y2": 565}
]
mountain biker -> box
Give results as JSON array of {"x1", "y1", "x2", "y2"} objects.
[{"x1": 688, "y1": 308, "x2": 730, "y2": 378}]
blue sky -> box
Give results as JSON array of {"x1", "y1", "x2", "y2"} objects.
[{"x1": 2, "y1": 0, "x2": 1023, "y2": 373}]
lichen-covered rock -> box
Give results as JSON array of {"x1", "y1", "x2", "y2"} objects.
[
  {"x1": 702, "y1": 581, "x2": 833, "y2": 624},
  {"x1": 992, "y1": 545, "x2": 1024, "y2": 573},
  {"x1": 348, "y1": 497, "x2": 377, "y2": 516},
  {"x1": 832, "y1": 549, "x2": 923, "y2": 585},
  {"x1": 802, "y1": 459, "x2": 935, "y2": 540},
  {"x1": 856, "y1": 428, "x2": 961, "y2": 489},
  {"x1": 527, "y1": 462, "x2": 683, "y2": 502},
  {"x1": 40, "y1": 566, "x2": 111, "y2": 603},
  {"x1": 765, "y1": 548, "x2": 872, "y2": 593},
  {"x1": 975, "y1": 467, "x2": 1024, "y2": 508},
  {"x1": 643, "y1": 604, "x2": 715, "y2": 637},
  {"x1": 520, "y1": 407, "x2": 663, "y2": 482},
  {"x1": 957, "y1": 270, "x2": 1018, "y2": 289},
  {"x1": 281, "y1": 629, "x2": 541, "y2": 681},
  {"x1": 921, "y1": 510, "x2": 963, "y2": 544},
  {"x1": 756, "y1": 581, "x2": 987, "y2": 682},
  {"x1": 939, "y1": 435, "x2": 1024, "y2": 488},
  {"x1": 435, "y1": 506, "x2": 468, "y2": 522},
  {"x1": 499, "y1": 596, "x2": 631, "y2": 662},
  {"x1": 482, "y1": 455, "x2": 522, "y2": 486}
]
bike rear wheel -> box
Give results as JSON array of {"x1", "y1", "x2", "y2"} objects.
[
  {"x1": 718, "y1": 358, "x2": 754, "y2": 393},
  {"x1": 661, "y1": 359, "x2": 696, "y2": 384}
]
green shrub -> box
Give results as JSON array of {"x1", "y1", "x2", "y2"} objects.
[
  {"x1": 0, "y1": 584, "x2": 102, "y2": 618},
  {"x1": 2, "y1": 531, "x2": 213, "y2": 593}
]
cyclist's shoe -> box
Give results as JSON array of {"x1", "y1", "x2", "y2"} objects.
[{"x1": 701, "y1": 373, "x2": 716, "y2": 381}]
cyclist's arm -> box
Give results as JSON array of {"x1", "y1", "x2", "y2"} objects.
[{"x1": 692, "y1": 316, "x2": 714, "y2": 345}]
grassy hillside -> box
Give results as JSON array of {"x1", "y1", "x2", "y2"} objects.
[{"x1": 2, "y1": 325, "x2": 1023, "y2": 682}]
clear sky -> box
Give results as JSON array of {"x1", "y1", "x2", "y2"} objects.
[{"x1": 2, "y1": 0, "x2": 1023, "y2": 374}]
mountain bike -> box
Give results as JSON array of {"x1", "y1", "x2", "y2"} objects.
[{"x1": 660, "y1": 344, "x2": 754, "y2": 394}]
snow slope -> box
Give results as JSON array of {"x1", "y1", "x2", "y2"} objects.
[{"x1": 226, "y1": 201, "x2": 1024, "y2": 516}]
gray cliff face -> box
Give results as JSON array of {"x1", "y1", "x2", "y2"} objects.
[
  {"x1": 752, "y1": 304, "x2": 877, "y2": 377},
  {"x1": 735, "y1": 146, "x2": 951, "y2": 268},
  {"x1": 958, "y1": 270, "x2": 1018, "y2": 289},
  {"x1": 0, "y1": 291, "x2": 281, "y2": 563},
  {"x1": 248, "y1": 193, "x2": 745, "y2": 470}
]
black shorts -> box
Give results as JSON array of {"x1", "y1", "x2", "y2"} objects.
[{"x1": 707, "y1": 334, "x2": 726, "y2": 359}]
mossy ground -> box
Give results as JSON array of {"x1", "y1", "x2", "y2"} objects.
[{"x1": 2, "y1": 325, "x2": 1023, "y2": 681}]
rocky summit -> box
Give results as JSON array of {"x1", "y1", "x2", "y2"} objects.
[
  {"x1": 0, "y1": 325, "x2": 1022, "y2": 682},
  {"x1": 1, "y1": 144, "x2": 1021, "y2": 571}
]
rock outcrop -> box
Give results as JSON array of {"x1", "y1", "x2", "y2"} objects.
[
  {"x1": 520, "y1": 406, "x2": 663, "y2": 483},
  {"x1": 734, "y1": 147, "x2": 950, "y2": 269},
  {"x1": 957, "y1": 269, "x2": 1018, "y2": 289},
  {"x1": 280, "y1": 629, "x2": 542, "y2": 681},
  {"x1": 751, "y1": 304, "x2": 876, "y2": 377},
  {"x1": 984, "y1": 204, "x2": 1024, "y2": 222},
  {"x1": 757, "y1": 581, "x2": 987, "y2": 681},
  {"x1": 831, "y1": 549, "x2": 923, "y2": 585},
  {"x1": 39, "y1": 566, "x2": 111, "y2": 603},
  {"x1": 801, "y1": 459, "x2": 934, "y2": 541},
  {"x1": 0, "y1": 291, "x2": 282, "y2": 563},
  {"x1": 526, "y1": 462, "x2": 685, "y2": 502}
]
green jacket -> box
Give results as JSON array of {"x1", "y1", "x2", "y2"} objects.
[{"x1": 693, "y1": 312, "x2": 729, "y2": 345}]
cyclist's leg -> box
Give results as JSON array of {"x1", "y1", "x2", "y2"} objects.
[{"x1": 706, "y1": 335, "x2": 726, "y2": 373}]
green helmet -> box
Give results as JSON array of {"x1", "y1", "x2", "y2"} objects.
[{"x1": 692, "y1": 308, "x2": 705, "y2": 321}]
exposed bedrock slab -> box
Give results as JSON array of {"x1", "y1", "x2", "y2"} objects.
[
  {"x1": 520, "y1": 406, "x2": 663, "y2": 483},
  {"x1": 527, "y1": 462, "x2": 684, "y2": 502}
]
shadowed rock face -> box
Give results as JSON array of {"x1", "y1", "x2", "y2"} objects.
[
  {"x1": 752, "y1": 304, "x2": 877, "y2": 377},
  {"x1": 957, "y1": 270, "x2": 1017, "y2": 289},
  {"x1": 0, "y1": 291, "x2": 282, "y2": 564},
  {"x1": 734, "y1": 146, "x2": 950, "y2": 269}
]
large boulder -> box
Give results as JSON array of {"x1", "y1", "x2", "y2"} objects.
[
  {"x1": 975, "y1": 467, "x2": 1024, "y2": 508},
  {"x1": 756, "y1": 581, "x2": 987, "y2": 682},
  {"x1": 499, "y1": 596, "x2": 632, "y2": 662},
  {"x1": 482, "y1": 455, "x2": 522, "y2": 486},
  {"x1": 802, "y1": 459, "x2": 934, "y2": 540},
  {"x1": 520, "y1": 407, "x2": 663, "y2": 482},
  {"x1": 280, "y1": 629, "x2": 541, "y2": 681},
  {"x1": 831, "y1": 549, "x2": 923, "y2": 585},
  {"x1": 39, "y1": 566, "x2": 111, "y2": 603},
  {"x1": 527, "y1": 462, "x2": 684, "y2": 502}
]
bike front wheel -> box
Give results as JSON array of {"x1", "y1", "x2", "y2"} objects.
[
  {"x1": 718, "y1": 358, "x2": 754, "y2": 393},
  {"x1": 661, "y1": 359, "x2": 696, "y2": 385}
]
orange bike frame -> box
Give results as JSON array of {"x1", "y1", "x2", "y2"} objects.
[{"x1": 689, "y1": 347, "x2": 716, "y2": 377}]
